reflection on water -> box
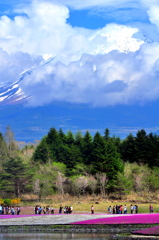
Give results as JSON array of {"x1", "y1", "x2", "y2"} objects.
[{"x1": 0, "y1": 232, "x2": 116, "y2": 240}]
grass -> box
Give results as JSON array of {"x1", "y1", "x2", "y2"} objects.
[
  {"x1": 16, "y1": 202, "x2": 159, "y2": 215},
  {"x1": 16, "y1": 192, "x2": 159, "y2": 214}
]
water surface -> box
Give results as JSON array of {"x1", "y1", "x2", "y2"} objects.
[{"x1": 0, "y1": 232, "x2": 116, "y2": 240}]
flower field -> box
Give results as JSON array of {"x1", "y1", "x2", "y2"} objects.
[
  {"x1": 71, "y1": 213, "x2": 159, "y2": 225},
  {"x1": 133, "y1": 225, "x2": 159, "y2": 235}
]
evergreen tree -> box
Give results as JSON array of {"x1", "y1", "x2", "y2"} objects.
[
  {"x1": 0, "y1": 156, "x2": 33, "y2": 197},
  {"x1": 91, "y1": 132, "x2": 123, "y2": 192},
  {"x1": 46, "y1": 127, "x2": 60, "y2": 161},
  {"x1": 134, "y1": 129, "x2": 148, "y2": 164},
  {"x1": 104, "y1": 128, "x2": 110, "y2": 141},
  {"x1": 91, "y1": 132, "x2": 107, "y2": 174},
  {"x1": 146, "y1": 133, "x2": 159, "y2": 167},
  {"x1": 58, "y1": 128, "x2": 67, "y2": 144},
  {"x1": 66, "y1": 130, "x2": 75, "y2": 146},
  {"x1": 75, "y1": 131, "x2": 83, "y2": 147},
  {"x1": 33, "y1": 137, "x2": 49, "y2": 164},
  {"x1": 120, "y1": 133, "x2": 135, "y2": 163},
  {"x1": 82, "y1": 131, "x2": 93, "y2": 165},
  {"x1": 105, "y1": 142, "x2": 124, "y2": 192}
]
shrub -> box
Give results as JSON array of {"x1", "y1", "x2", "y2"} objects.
[{"x1": 3, "y1": 199, "x2": 11, "y2": 206}]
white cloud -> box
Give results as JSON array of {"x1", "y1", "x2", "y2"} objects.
[
  {"x1": 147, "y1": 5, "x2": 159, "y2": 27},
  {"x1": 0, "y1": 50, "x2": 41, "y2": 85},
  {"x1": 52, "y1": 0, "x2": 140, "y2": 10},
  {"x1": 0, "y1": 1, "x2": 74, "y2": 57},
  {"x1": 1, "y1": 0, "x2": 159, "y2": 107},
  {"x1": 18, "y1": 41, "x2": 159, "y2": 107},
  {"x1": 48, "y1": 0, "x2": 159, "y2": 11}
]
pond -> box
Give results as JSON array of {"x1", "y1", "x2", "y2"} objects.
[{"x1": 0, "y1": 232, "x2": 119, "y2": 240}]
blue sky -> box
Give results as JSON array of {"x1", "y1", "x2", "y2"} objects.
[{"x1": 0, "y1": 0, "x2": 159, "y2": 142}]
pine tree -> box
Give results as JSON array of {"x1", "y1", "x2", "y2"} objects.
[
  {"x1": 120, "y1": 133, "x2": 135, "y2": 163},
  {"x1": 0, "y1": 156, "x2": 33, "y2": 197},
  {"x1": 91, "y1": 132, "x2": 107, "y2": 174},
  {"x1": 82, "y1": 131, "x2": 93, "y2": 165},
  {"x1": 33, "y1": 137, "x2": 49, "y2": 164}
]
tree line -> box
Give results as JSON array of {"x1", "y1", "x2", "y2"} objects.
[{"x1": 0, "y1": 126, "x2": 159, "y2": 199}]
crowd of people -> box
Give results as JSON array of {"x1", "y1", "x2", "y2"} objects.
[
  {"x1": 34, "y1": 205, "x2": 73, "y2": 214},
  {"x1": 0, "y1": 203, "x2": 155, "y2": 215},
  {"x1": 34, "y1": 205, "x2": 54, "y2": 214},
  {"x1": 107, "y1": 204, "x2": 139, "y2": 214},
  {"x1": 0, "y1": 205, "x2": 20, "y2": 215}
]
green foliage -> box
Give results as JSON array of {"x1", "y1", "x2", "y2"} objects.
[
  {"x1": 3, "y1": 125, "x2": 159, "y2": 198},
  {"x1": 33, "y1": 162, "x2": 67, "y2": 198},
  {"x1": 0, "y1": 132, "x2": 9, "y2": 165},
  {"x1": 3, "y1": 198, "x2": 11, "y2": 206},
  {"x1": 33, "y1": 136, "x2": 49, "y2": 164},
  {"x1": 91, "y1": 132, "x2": 107, "y2": 173},
  {"x1": 120, "y1": 130, "x2": 159, "y2": 167},
  {"x1": 82, "y1": 131, "x2": 93, "y2": 165},
  {"x1": 0, "y1": 156, "x2": 33, "y2": 197}
]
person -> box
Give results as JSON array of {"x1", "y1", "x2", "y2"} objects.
[
  {"x1": 2, "y1": 205, "x2": 4, "y2": 214},
  {"x1": 124, "y1": 205, "x2": 127, "y2": 214},
  {"x1": 46, "y1": 206, "x2": 50, "y2": 214},
  {"x1": 35, "y1": 205, "x2": 38, "y2": 214},
  {"x1": 113, "y1": 206, "x2": 116, "y2": 214},
  {"x1": 0, "y1": 205, "x2": 2, "y2": 215},
  {"x1": 17, "y1": 206, "x2": 20, "y2": 215},
  {"x1": 91, "y1": 205, "x2": 94, "y2": 214},
  {"x1": 70, "y1": 205, "x2": 73, "y2": 214},
  {"x1": 116, "y1": 205, "x2": 119, "y2": 214},
  {"x1": 133, "y1": 205, "x2": 137, "y2": 214},
  {"x1": 130, "y1": 204, "x2": 133, "y2": 214},
  {"x1": 43, "y1": 207, "x2": 46, "y2": 214},
  {"x1": 38, "y1": 206, "x2": 42, "y2": 214},
  {"x1": 5, "y1": 206, "x2": 9, "y2": 215},
  {"x1": 59, "y1": 205, "x2": 63, "y2": 214},
  {"x1": 136, "y1": 205, "x2": 138, "y2": 214},
  {"x1": 64, "y1": 206, "x2": 66, "y2": 214},
  {"x1": 108, "y1": 206, "x2": 111, "y2": 214},
  {"x1": 11, "y1": 207, "x2": 15, "y2": 215},
  {"x1": 119, "y1": 205, "x2": 123, "y2": 214},
  {"x1": 149, "y1": 205, "x2": 153, "y2": 213},
  {"x1": 50, "y1": 207, "x2": 54, "y2": 214}
]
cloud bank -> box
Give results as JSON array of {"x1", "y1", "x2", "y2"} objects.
[{"x1": 0, "y1": 0, "x2": 159, "y2": 106}]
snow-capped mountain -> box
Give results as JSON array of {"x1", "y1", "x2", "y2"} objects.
[{"x1": 0, "y1": 57, "x2": 54, "y2": 105}]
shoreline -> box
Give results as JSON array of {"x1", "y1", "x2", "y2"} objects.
[{"x1": 0, "y1": 224, "x2": 156, "y2": 233}]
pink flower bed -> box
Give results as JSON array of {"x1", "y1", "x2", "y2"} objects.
[
  {"x1": 71, "y1": 214, "x2": 159, "y2": 225},
  {"x1": 133, "y1": 226, "x2": 159, "y2": 235}
]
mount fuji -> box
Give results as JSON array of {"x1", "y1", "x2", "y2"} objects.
[{"x1": 0, "y1": 26, "x2": 158, "y2": 144}]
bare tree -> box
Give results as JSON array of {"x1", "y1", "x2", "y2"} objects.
[
  {"x1": 88, "y1": 175, "x2": 97, "y2": 195},
  {"x1": 4, "y1": 125, "x2": 18, "y2": 157},
  {"x1": 71, "y1": 176, "x2": 89, "y2": 198},
  {"x1": 56, "y1": 171, "x2": 66, "y2": 195},
  {"x1": 96, "y1": 173, "x2": 108, "y2": 197}
]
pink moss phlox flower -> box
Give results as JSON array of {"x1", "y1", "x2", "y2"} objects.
[
  {"x1": 133, "y1": 226, "x2": 159, "y2": 235},
  {"x1": 71, "y1": 214, "x2": 159, "y2": 225}
]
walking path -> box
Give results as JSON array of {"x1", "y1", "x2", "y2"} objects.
[{"x1": 0, "y1": 213, "x2": 121, "y2": 226}]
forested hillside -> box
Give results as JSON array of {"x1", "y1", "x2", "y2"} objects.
[{"x1": 0, "y1": 126, "x2": 159, "y2": 200}]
